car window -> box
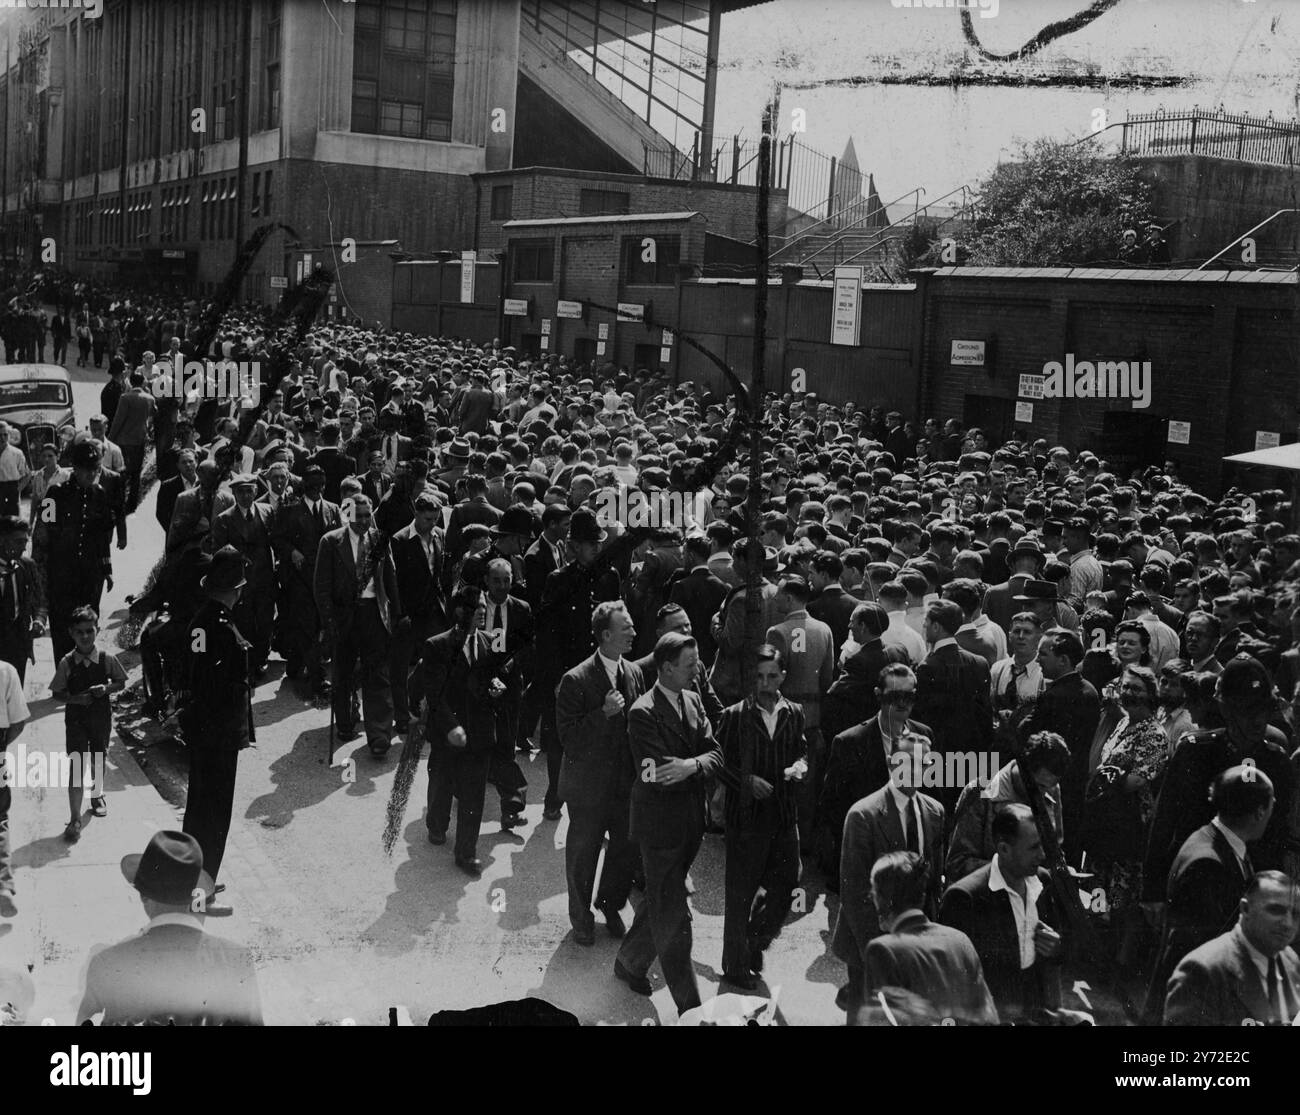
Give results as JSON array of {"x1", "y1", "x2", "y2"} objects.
[{"x1": 0, "y1": 381, "x2": 70, "y2": 407}]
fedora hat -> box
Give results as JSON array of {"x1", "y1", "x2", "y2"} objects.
[
  {"x1": 200, "y1": 545, "x2": 248, "y2": 593},
  {"x1": 1009, "y1": 537, "x2": 1046, "y2": 566},
  {"x1": 1012, "y1": 579, "x2": 1059, "y2": 605},
  {"x1": 443, "y1": 438, "x2": 471, "y2": 462},
  {"x1": 568, "y1": 508, "x2": 607, "y2": 544},
  {"x1": 121, "y1": 830, "x2": 214, "y2": 906}
]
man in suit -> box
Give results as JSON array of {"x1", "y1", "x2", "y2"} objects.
[
  {"x1": 808, "y1": 551, "x2": 859, "y2": 652},
  {"x1": 481, "y1": 557, "x2": 532, "y2": 827},
  {"x1": 715, "y1": 644, "x2": 809, "y2": 989},
  {"x1": 76, "y1": 831, "x2": 262, "y2": 1025},
  {"x1": 455, "y1": 370, "x2": 497, "y2": 434},
  {"x1": 615, "y1": 631, "x2": 724, "y2": 1014},
  {"x1": 915, "y1": 600, "x2": 994, "y2": 814},
  {"x1": 946, "y1": 578, "x2": 1005, "y2": 666},
  {"x1": 375, "y1": 412, "x2": 413, "y2": 477},
  {"x1": 155, "y1": 449, "x2": 198, "y2": 534},
  {"x1": 833, "y1": 731, "x2": 946, "y2": 1019},
  {"x1": 421, "y1": 585, "x2": 511, "y2": 876},
  {"x1": 308, "y1": 421, "x2": 355, "y2": 505},
  {"x1": 1145, "y1": 765, "x2": 1275, "y2": 1024},
  {"x1": 388, "y1": 494, "x2": 446, "y2": 733},
  {"x1": 522, "y1": 503, "x2": 569, "y2": 612},
  {"x1": 766, "y1": 575, "x2": 834, "y2": 843},
  {"x1": 166, "y1": 459, "x2": 234, "y2": 557},
  {"x1": 982, "y1": 538, "x2": 1045, "y2": 634},
  {"x1": 629, "y1": 604, "x2": 725, "y2": 729},
  {"x1": 106, "y1": 369, "x2": 155, "y2": 511},
  {"x1": 359, "y1": 450, "x2": 391, "y2": 506},
  {"x1": 939, "y1": 803, "x2": 1066, "y2": 1023},
  {"x1": 860, "y1": 851, "x2": 998, "y2": 1026},
  {"x1": 1164, "y1": 870, "x2": 1300, "y2": 1026},
  {"x1": 556, "y1": 600, "x2": 644, "y2": 944},
  {"x1": 667, "y1": 532, "x2": 729, "y2": 667},
  {"x1": 314, "y1": 493, "x2": 400, "y2": 757},
  {"x1": 818, "y1": 662, "x2": 931, "y2": 890},
  {"x1": 822, "y1": 602, "x2": 909, "y2": 745},
  {"x1": 270, "y1": 465, "x2": 341, "y2": 693},
  {"x1": 443, "y1": 474, "x2": 502, "y2": 588},
  {"x1": 209, "y1": 474, "x2": 276, "y2": 675},
  {"x1": 1025, "y1": 629, "x2": 1100, "y2": 864}
]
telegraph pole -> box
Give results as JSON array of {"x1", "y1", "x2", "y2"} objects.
[{"x1": 740, "y1": 91, "x2": 776, "y2": 700}]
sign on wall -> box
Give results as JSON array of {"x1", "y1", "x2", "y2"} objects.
[
  {"x1": 1014, "y1": 401, "x2": 1034, "y2": 423},
  {"x1": 460, "y1": 251, "x2": 477, "y2": 304},
  {"x1": 1167, "y1": 420, "x2": 1191, "y2": 445},
  {"x1": 1018, "y1": 374, "x2": 1045, "y2": 399},
  {"x1": 557, "y1": 300, "x2": 584, "y2": 319},
  {"x1": 270, "y1": 276, "x2": 288, "y2": 289},
  {"x1": 1255, "y1": 431, "x2": 1281, "y2": 451},
  {"x1": 831, "y1": 266, "x2": 864, "y2": 346},
  {"x1": 951, "y1": 340, "x2": 986, "y2": 366},
  {"x1": 617, "y1": 303, "x2": 644, "y2": 322},
  {"x1": 504, "y1": 298, "x2": 529, "y2": 316}
]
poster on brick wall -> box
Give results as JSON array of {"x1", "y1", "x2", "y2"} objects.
[
  {"x1": 1167, "y1": 420, "x2": 1191, "y2": 445},
  {"x1": 1255, "y1": 431, "x2": 1281, "y2": 451}
]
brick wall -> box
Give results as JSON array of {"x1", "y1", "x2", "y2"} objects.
[
  {"x1": 917, "y1": 269, "x2": 1298, "y2": 495},
  {"x1": 474, "y1": 167, "x2": 786, "y2": 254}
]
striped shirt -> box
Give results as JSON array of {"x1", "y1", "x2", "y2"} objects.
[{"x1": 716, "y1": 697, "x2": 807, "y2": 831}]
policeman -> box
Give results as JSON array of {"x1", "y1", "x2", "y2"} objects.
[
  {"x1": 34, "y1": 440, "x2": 126, "y2": 662},
  {"x1": 1144, "y1": 653, "x2": 1297, "y2": 905},
  {"x1": 532, "y1": 509, "x2": 622, "y2": 820},
  {"x1": 168, "y1": 546, "x2": 254, "y2": 912}
]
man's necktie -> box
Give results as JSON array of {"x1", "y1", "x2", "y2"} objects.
[
  {"x1": 1267, "y1": 957, "x2": 1297, "y2": 1024},
  {"x1": 493, "y1": 603, "x2": 503, "y2": 631},
  {"x1": 314, "y1": 503, "x2": 324, "y2": 533},
  {"x1": 1242, "y1": 852, "x2": 1255, "y2": 883},
  {"x1": 677, "y1": 691, "x2": 686, "y2": 725},
  {"x1": 904, "y1": 799, "x2": 920, "y2": 854},
  {"x1": 1002, "y1": 664, "x2": 1026, "y2": 708}
]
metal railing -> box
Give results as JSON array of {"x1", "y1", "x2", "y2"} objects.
[
  {"x1": 1197, "y1": 209, "x2": 1300, "y2": 271},
  {"x1": 1115, "y1": 108, "x2": 1300, "y2": 167},
  {"x1": 769, "y1": 186, "x2": 922, "y2": 263},
  {"x1": 641, "y1": 133, "x2": 879, "y2": 226}
]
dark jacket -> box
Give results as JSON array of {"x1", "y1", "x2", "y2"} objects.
[
  {"x1": 626, "y1": 685, "x2": 723, "y2": 844},
  {"x1": 556, "y1": 652, "x2": 645, "y2": 811},
  {"x1": 862, "y1": 913, "x2": 999, "y2": 1026},
  {"x1": 938, "y1": 862, "x2": 1062, "y2": 1019}
]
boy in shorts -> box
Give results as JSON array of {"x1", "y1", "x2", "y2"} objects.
[{"x1": 50, "y1": 606, "x2": 126, "y2": 842}]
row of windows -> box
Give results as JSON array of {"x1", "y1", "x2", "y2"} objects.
[
  {"x1": 510, "y1": 235, "x2": 682, "y2": 285},
  {"x1": 65, "y1": 172, "x2": 274, "y2": 248}
]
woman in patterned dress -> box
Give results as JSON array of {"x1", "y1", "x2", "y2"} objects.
[{"x1": 1090, "y1": 664, "x2": 1168, "y2": 970}]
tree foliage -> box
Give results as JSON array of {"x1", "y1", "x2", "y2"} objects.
[{"x1": 965, "y1": 139, "x2": 1158, "y2": 267}]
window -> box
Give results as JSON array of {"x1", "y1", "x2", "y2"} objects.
[
  {"x1": 264, "y1": 5, "x2": 282, "y2": 130},
  {"x1": 580, "y1": 189, "x2": 629, "y2": 216},
  {"x1": 622, "y1": 234, "x2": 681, "y2": 285},
  {"x1": 263, "y1": 171, "x2": 273, "y2": 218},
  {"x1": 512, "y1": 239, "x2": 554, "y2": 282},
  {"x1": 490, "y1": 184, "x2": 513, "y2": 221},
  {"x1": 251, "y1": 172, "x2": 261, "y2": 218},
  {"x1": 352, "y1": 0, "x2": 457, "y2": 141}
]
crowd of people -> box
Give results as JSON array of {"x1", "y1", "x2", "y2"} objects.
[{"x1": 0, "y1": 271, "x2": 1298, "y2": 1027}]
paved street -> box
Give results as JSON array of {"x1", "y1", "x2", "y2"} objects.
[{"x1": 0, "y1": 353, "x2": 850, "y2": 1025}]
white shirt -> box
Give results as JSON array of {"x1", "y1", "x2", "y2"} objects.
[
  {"x1": 990, "y1": 656, "x2": 1045, "y2": 703},
  {"x1": 144, "y1": 912, "x2": 203, "y2": 933},
  {"x1": 930, "y1": 636, "x2": 958, "y2": 654},
  {"x1": 597, "y1": 650, "x2": 622, "y2": 688},
  {"x1": 757, "y1": 695, "x2": 791, "y2": 738},
  {"x1": 415, "y1": 527, "x2": 438, "y2": 574},
  {"x1": 883, "y1": 610, "x2": 927, "y2": 665},
  {"x1": 1231, "y1": 924, "x2": 1295, "y2": 1022},
  {"x1": 655, "y1": 680, "x2": 687, "y2": 718},
  {"x1": 486, "y1": 594, "x2": 509, "y2": 643},
  {"x1": 1137, "y1": 612, "x2": 1180, "y2": 671},
  {"x1": 988, "y1": 854, "x2": 1043, "y2": 970},
  {"x1": 886, "y1": 781, "x2": 924, "y2": 859},
  {"x1": 348, "y1": 529, "x2": 377, "y2": 599},
  {"x1": 0, "y1": 659, "x2": 29, "y2": 727}
]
